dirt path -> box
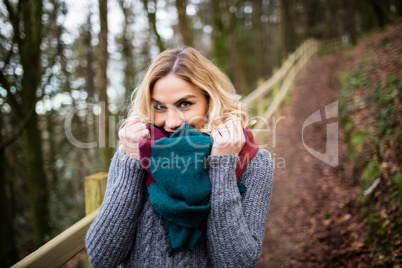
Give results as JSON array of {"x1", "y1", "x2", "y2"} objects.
[{"x1": 257, "y1": 54, "x2": 367, "y2": 267}]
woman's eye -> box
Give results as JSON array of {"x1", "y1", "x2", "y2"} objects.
[
  {"x1": 153, "y1": 103, "x2": 166, "y2": 110},
  {"x1": 179, "y1": 101, "x2": 192, "y2": 108}
]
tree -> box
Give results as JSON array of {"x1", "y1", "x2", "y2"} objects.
[
  {"x1": 252, "y1": 0, "x2": 265, "y2": 81},
  {"x1": 0, "y1": 114, "x2": 18, "y2": 267},
  {"x1": 117, "y1": 0, "x2": 136, "y2": 99},
  {"x1": 368, "y1": 0, "x2": 392, "y2": 28},
  {"x1": 80, "y1": 13, "x2": 97, "y2": 102},
  {"x1": 210, "y1": 0, "x2": 228, "y2": 71},
  {"x1": 280, "y1": 0, "x2": 297, "y2": 59},
  {"x1": 1, "y1": 0, "x2": 51, "y2": 247},
  {"x1": 98, "y1": 0, "x2": 114, "y2": 169},
  {"x1": 346, "y1": 0, "x2": 358, "y2": 44},
  {"x1": 175, "y1": 0, "x2": 194, "y2": 47},
  {"x1": 142, "y1": 0, "x2": 165, "y2": 52},
  {"x1": 210, "y1": 0, "x2": 248, "y2": 95}
]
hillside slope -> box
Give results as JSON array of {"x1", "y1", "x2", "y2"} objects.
[{"x1": 258, "y1": 21, "x2": 402, "y2": 267}]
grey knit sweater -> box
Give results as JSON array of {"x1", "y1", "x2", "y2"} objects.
[{"x1": 85, "y1": 148, "x2": 274, "y2": 268}]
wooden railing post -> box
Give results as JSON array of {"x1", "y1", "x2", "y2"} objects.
[
  {"x1": 255, "y1": 98, "x2": 266, "y2": 145},
  {"x1": 85, "y1": 172, "x2": 108, "y2": 215},
  {"x1": 85, "y1": 172, "x2": 108, "y2": 268}
]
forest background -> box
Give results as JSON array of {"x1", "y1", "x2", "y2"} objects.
[{"x1": 0, "y1": 0, "x2": 401, "y2": 266}]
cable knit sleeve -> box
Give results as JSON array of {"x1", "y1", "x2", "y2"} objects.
[
  {"x1": 85, "y1": 149, "x2": 147, "y2": 268},
  {"x1": 206, "y1": 148, "x2": 274, "y2": 268}
]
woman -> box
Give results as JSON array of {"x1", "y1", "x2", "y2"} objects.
[{"x1": 85, "y1": 47, "x2": 274, "y2": 268}]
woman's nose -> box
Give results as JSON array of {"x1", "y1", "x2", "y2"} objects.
[{"x1": 165, "y1": 108, "x2": 184, "y2": 131}]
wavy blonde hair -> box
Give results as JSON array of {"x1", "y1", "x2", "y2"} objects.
[{"x1": 122, "y1": 47, "x2": 249, "y2": 134}]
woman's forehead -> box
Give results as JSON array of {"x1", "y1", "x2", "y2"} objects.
[{"x1": 151, "y1": 74, "x2": 205, "y2": 102}]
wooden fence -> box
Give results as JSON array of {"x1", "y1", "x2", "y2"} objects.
[
  {"x1": 243, "y1": 38, "x2": 319, "y2": 144},
  {"x1": 11, "y1": 39, "x2": 319, "y2": 268}
]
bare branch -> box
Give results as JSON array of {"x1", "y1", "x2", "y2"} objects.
[
  {"x1": 3, "y1": 0, "x2": 15, "y2": 25},
  {"x1": 0, "y1": 73, "x2": 22, "y2": 116}
]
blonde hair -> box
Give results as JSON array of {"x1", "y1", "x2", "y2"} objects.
[{"x1": 122, "y1": 47, "x2": 249, "y2": 133}]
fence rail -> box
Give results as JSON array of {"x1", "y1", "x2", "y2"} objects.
[
  {"x1": 11, "y1": 209, "x2": 98, "y2": 268},
  {"x1": 11, "y1": 39, "x2": 319, "y2": 268},
  {"x1": 243, "y1": 38, "x2": 319, "y2": 143}
]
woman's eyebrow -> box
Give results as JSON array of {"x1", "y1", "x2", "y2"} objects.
[
  {"x1": 150, "y1": 98, "x2": 161, "y2": 103},
  {"x1": 151, "y1": 94, "x2": 197, "y2": 105},
  {"x1": 173, "y1": 95, "x2": 197, "y2": 105}
]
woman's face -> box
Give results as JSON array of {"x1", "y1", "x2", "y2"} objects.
[{"x1": 151, "y1": 74, "x2": 209, "y2": 134}]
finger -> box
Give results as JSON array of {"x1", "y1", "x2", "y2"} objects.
[
  {"x1": 211, "y1": 129, "x2": 225, "y2": 143},
  {"x1": 215, "y1": 124, "x2": 231, "y2": 146},
  {"x1": 126, "y1": 118, "x2": 141, "y2": 127},
  {"x1": 211, "y1": 129, "x2": 221, "y2": 140},
  {"x1": 217, "y1": 123, "x2": 228, "y2": 135},
  {"x1": 126, "y1": 122, "x2": 145, "y2": 131},
  {"x1": 233, "y1": 118, "x2": 244, "y2": 141},
  {"x1": 140, "y1": 128, "x2": 150, "y2": 139},
  {"x1": 225, "y1": 119, "x2": 240, "y2": 147},
  {"x1": 228, "y1": 118, "x2": 245, "y2": 149},
  {"x1": 122, "y1": 124, "x2": 146, "y2": 144},
  {"x1": 125, "y1": 122, "x2": 146, "y2": 137},
  {"x1": 225, "y1": 119, "x2": 238, "y2": 142},
  {"x1": 119, "y1": 124, "x2": 140, "y2": 142},
  {"x1": 233, "y1": 119, "x2": 246, "y2": 146},
  {"x1": 118, "y1": 128, "x2": 128, "y2": 141},
  {"x1": 127, "y1": 130, "x2": 147, "y2": 143},
  {"x1": 218, "y1": 124, "x2": 231, "y2": 142}
]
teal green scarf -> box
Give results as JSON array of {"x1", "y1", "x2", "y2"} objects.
[{"x1": 138, "y1": 123, "x2": 257, "y2": 252}]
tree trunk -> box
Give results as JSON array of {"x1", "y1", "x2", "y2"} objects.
[
  {"x1": 286, "y1": 0, "x2": 297, "y2": 51},
  {"x1": 175, "y1": 0, "x2": 194, "y2": 47},
  {"x1": 211, "y1": 0, "x2": 228, "y2": 71},
  {"x1": 253, "y1": 0, "x2": 265, "y2": 80},
  {"x1": 395, "y1": 0, "x2": 402, "y2": 17},
  {"x1": 142, "y1": 0, "x2": 165, "y2": 52},
  {"x1": 303, "y1": 0, "x2": 322, "y2": 39},
  {"x1": 2, "y1": 0, "x2": 51, "y2": 249},
  {"x1": 22, "y1": 113, "x2": 50, "y2": 245},
  {"x1": 358, "y1": 0, "x2": 375, "y2": 32},
  {"x1": 280, "y1": 0, "x2": 297, "y2": 57},
  {"x1": 118, "y1": 0, "x2": 136, "y2": 99},
  {"x1": 98, "y1": 0, "x2": 113, "y2": 169},
  {"x1": 18, "y1": 0, "x2": 50, "y2": 246},
  {"x1": 280, "y1": 0, "x2": 288, "y2": 59},
  {"x1": 214, "y1": 0, "x2": 248, "y2": 95},
  {"x1": 83, "y1": 13, "x2": 96, "y2": 102},
  {"x1": 369, "y1": 0, "x2": 391, "y2": 28},
  {"x1": 0, "y1": 114, "x2": 19, "y2": 267},
  {"x1": 45, "y1": 110, "x2": 58, "y2": 188},
  {"x1": 347, "y1": 0, "x2": 357, "y2": 44},
  {"x1": 227, "y1": 31, "x2": 248, "y2": 95},
  {"x1": 82, "y1": 12, "x2": 97, "y2": 161}
]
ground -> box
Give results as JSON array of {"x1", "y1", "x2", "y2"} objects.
[{"x1": 257, "y1": 54, "x2": 371, "y2": 267}]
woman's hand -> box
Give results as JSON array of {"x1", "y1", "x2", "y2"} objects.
[
  {"x1": 210, "y1": 119, "x2": 246, "y2": 156},
  {"x1": 118, "y1": 121, "x2": 150, "y2": 159}
]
